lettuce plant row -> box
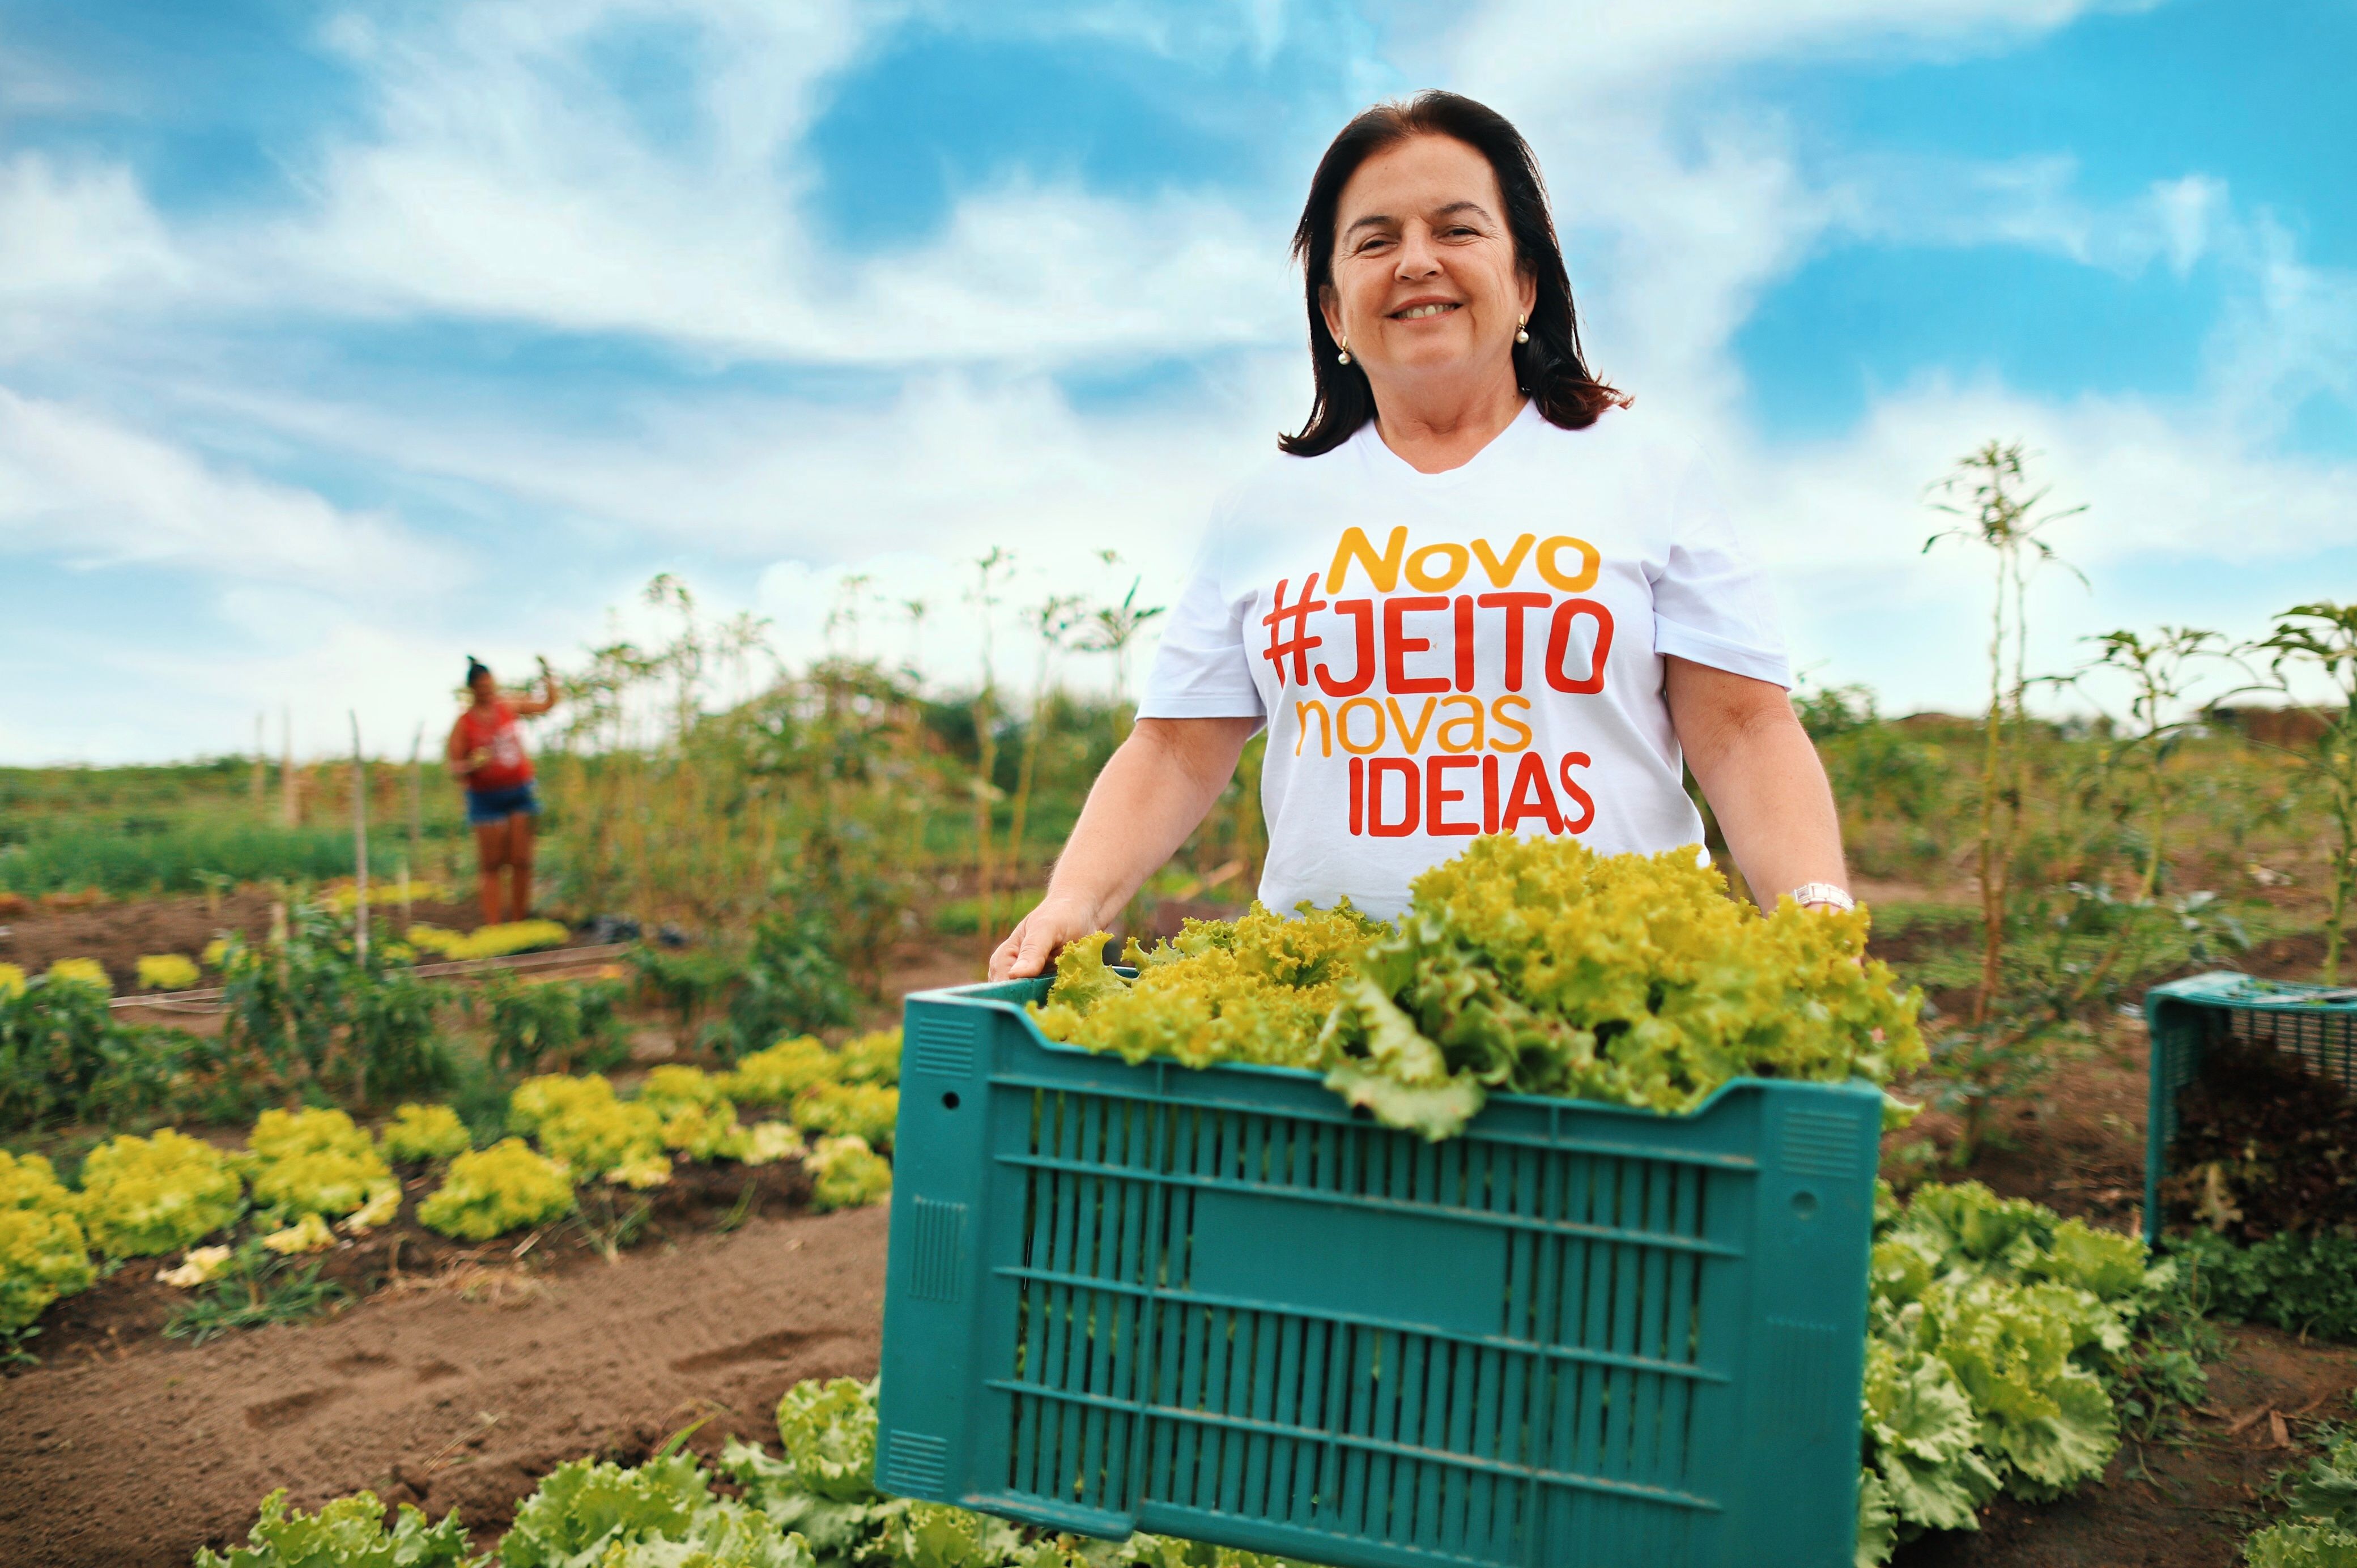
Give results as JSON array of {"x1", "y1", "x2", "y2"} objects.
[{"x1": 1, "y1": 1028, "x2": 903, "y2": 1345}]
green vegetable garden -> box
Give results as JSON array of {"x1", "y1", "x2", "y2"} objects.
[{"x1": 4, "y1": 518, "x2": 2356, "y2": 1568}]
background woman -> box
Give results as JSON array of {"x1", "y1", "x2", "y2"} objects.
[
  {"x1": 994, "y1": 91, "x2": 1852, "y2": 979},
  {"x1": 446, "y1": 655, "x2": 560, "y2": 924}
]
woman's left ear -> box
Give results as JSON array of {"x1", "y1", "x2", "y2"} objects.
[{"x1": 1517, "y1": 264, "x2": 1537, "y2": 322}]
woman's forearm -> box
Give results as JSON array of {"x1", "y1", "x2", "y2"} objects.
[
  {"x1": 1667, "y1": 658, "x2": 1848, "y2": 906},
  {"x1": 1694, "y1": 716, "x2": 1848, "y2": 904},
  {"x1": 1042, "y1": 717, "x2": 1257, "y2": 925}
]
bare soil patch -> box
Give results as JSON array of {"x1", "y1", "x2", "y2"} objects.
[
  {"x1": 0, "y1": 1204, "x2": 887, "y2": 1568},
  {"x1": 0, "y1": 887, "x2": 494, "y2": 992}
]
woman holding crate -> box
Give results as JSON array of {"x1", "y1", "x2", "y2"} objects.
[
  {"x1": 446, "y1": 655, "x2": 560, "y2": 925},
  {"x1": 992, "y1": 91, "x2": 1850, "y2": 980}
]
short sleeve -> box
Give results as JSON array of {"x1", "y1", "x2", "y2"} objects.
[
  {"x1": 1135, "y1": 514, "x2": 1266, "y2": 721},
  {"x1": 1649, "y1": 455, "x2": 1793, "y2": 688}
]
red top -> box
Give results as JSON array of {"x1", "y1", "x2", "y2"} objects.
[{"x1": 458, "y1": 700, "x2": 534, "y2": 792}]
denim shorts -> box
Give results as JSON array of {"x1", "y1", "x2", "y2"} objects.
[{"x1": 465, "y1": 782, "x2": 540, "y2": 826}]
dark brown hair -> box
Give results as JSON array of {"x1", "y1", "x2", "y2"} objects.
[{"x1": 1280, "y1": 91, "x2": 1627, "y2": 457}]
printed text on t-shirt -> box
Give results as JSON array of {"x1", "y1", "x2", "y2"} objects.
[{"x1": 1257, "y1": 525, "x2": 1610, "y2": 840}]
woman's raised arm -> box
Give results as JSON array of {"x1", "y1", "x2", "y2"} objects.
[{"x1": 990, "y1": 715, "x2": 1261, "y2": 980}]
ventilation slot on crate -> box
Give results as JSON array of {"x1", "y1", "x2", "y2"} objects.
[
  {"x1": 908, "y1": 1015, "x2": 976, "y2": 1079},
  {"x1": 1779, "y1": 1108, "x2": 1864, "y2": 1179},
  {"x1": 907, "y1": 1198, "x2": 967, "y2": 1303},
  {"x1": 883, "y1": 1430, "x2": 948, "y2": 1495}
]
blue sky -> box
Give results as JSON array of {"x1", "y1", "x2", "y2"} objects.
[{"x1": 0, "y1": 0, "x2": 2350, "y2": 762}]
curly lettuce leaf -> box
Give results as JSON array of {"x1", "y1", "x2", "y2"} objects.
[
  {"x1": 194, "y1": 1488, "x2": 485, "y2": 1568},
  {"x1": 500, "y1": 1452, "x2": 710, "y2": 1566},
  {"x1": 2246, "y1": 1523, "x2": 2357, "y2": 1568}
]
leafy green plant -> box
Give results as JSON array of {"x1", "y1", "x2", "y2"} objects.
[
  {"x1": 639, "y1": 1063, "x2": 727, "y2": 1113},
  {"x1": 2241, "y1": 1416, "x2": 2357, "y2": 1567},
  {"x1": 499, "y1": 1451, "x2": 718, "y2": 1567},
  {"x1": 1925, "y1": 440, "x2": 2087, "y2": 1024},
  {"x1": 569, "y1": 1188, "x2": 658, "y2": 1262},
  {"x1": 2169, "y1": 1231, "x2": 2357, "y2": 1343},
  {"x1": 721, "y1": 1377, "x2": 887, "y2": 1557},
  {"x1": 510, "y1": 1073, "x2": 663, "y2": 1178},
  {"x1": 193, "y1": 1488, "x2": 486, "y2": 1568},
  {"x1": 1, "y1": 1149, "x2": 96, "y2": 1335},
  {"x1": 380, "y1": 1101, "x2": 474, "y2": 1163},
  {"x1": 216, "y1": 902, "x2": 454, "y2": 1104},
  {"x1": 1858, "y1": 1181, "x2": 2192, "y2": 1563},
  {"x1": 631, "y1": 943, "x2": 746, "y2": 1046},
  {"x1": 418, "y1": 1139, "x2": 575, "y2": 1240},
  {"x1": 0, "y1": 970, "x2": 215, "y2": 1129},
  {"x1": 708, "y1": 913, "x2": 862, "y2": 1062},
  {"x1": 834, "y1": 1028, "x2": 900, "y2": 1087},
  {"x1": 2064, "y1": 627, "x2": 2228, "y2": 898},
  {"x1": 480, "y1": 972, "x2": 628, "y2": 1076},
  {"x1": 246, "y1": 1107, "x2": 394, "y2": 1219},
  {"x1": 74, "y1": 1128, "x2": 244, "y2": 1257},
  {"x1": 164, "y1": 1239, "x2": 350, "y2": 1345},
  {"x1": 658, "y1": 1099, "x2": 746, "y2": 1161},
  {"x1": 2237, "y1": 603, "x2": 2357, "y2": 981},
  {"x1": 722, "y1": 1037, "x2": 840, "y2": 1107},
  {"x1": 804, "y1": 1136, "x2": 891, "y2": 1213},
  {"x1": 789, "y1": 1083, "x2": 898, "y2": 1150},
  {"x1": 2247, "y1": 1524, "x2": 2357, "y2": 1567},
  {"x1": 135, "y1": 953, "x2": 201, "y2": 991}
]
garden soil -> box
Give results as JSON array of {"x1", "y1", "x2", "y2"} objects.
[
  {"x1": 0, "y1": 1203, "x2": 888, "y2": 1567},
  {"x1": 0, "y1": 887, "x2": 492, "y2": 994}
]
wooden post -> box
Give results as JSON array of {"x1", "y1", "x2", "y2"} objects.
[
  {"x1": 280, "y1": 706, "x2": 297, "y2": 826},
  {"x1": 350, "y1": 711, "x2": 369, "y2": 964},
  {"x1": 406, "y1": 723, "x2": 425, "y2": 897}
]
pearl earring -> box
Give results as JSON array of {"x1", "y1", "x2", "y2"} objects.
[
  {"x1": 1335, "y1": 336, "x2": 1352, "y2": 365},
  {"x1": 1514, "y1": 318, "x2": 1530, "y2": 344}
]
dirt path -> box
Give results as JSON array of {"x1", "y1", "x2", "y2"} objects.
[{"x1": 1, "y1": 1204, "x2": 888, "y2": 1568}]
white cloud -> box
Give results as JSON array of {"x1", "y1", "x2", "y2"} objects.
[
  {"x1": 0, "y1": 153, "x2": 188, "y2": 361},
  {"x1": 1444, "y1": 0, "x2": 2162, "y2": 104},
  {"x1": 0, "y1": 387, "x2": 449, "y2": 594},
  {"x1": 1752, "y1": 373, "x2": 2357, "y2": 569},
  {"x1": 2206, "y1": 215, "x2": 2357, "y2": 440},
  {"x1": 237, "y1": 0, "x2": 1295, "y2": 368}
]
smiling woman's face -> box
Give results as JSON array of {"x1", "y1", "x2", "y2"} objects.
[{"x1": 1320, "y1": 133, "x2": 1535, "y2": 402}]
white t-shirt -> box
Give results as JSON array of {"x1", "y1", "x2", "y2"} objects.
[{"x1": 1137, "y1": 401, "x2": 1790, "y2": 918}]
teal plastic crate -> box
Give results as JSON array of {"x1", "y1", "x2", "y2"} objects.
[
  {"x1": 2143, "y1": 970, "x2": 2357, "y2": 1247},
  {"x1": 875, "y1": 978, "x2": 1883, "y2": 1568}
]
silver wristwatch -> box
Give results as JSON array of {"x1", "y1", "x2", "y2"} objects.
[{"x1": 1790, "y1": 882, "x2": 1855, "y2": 913}]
